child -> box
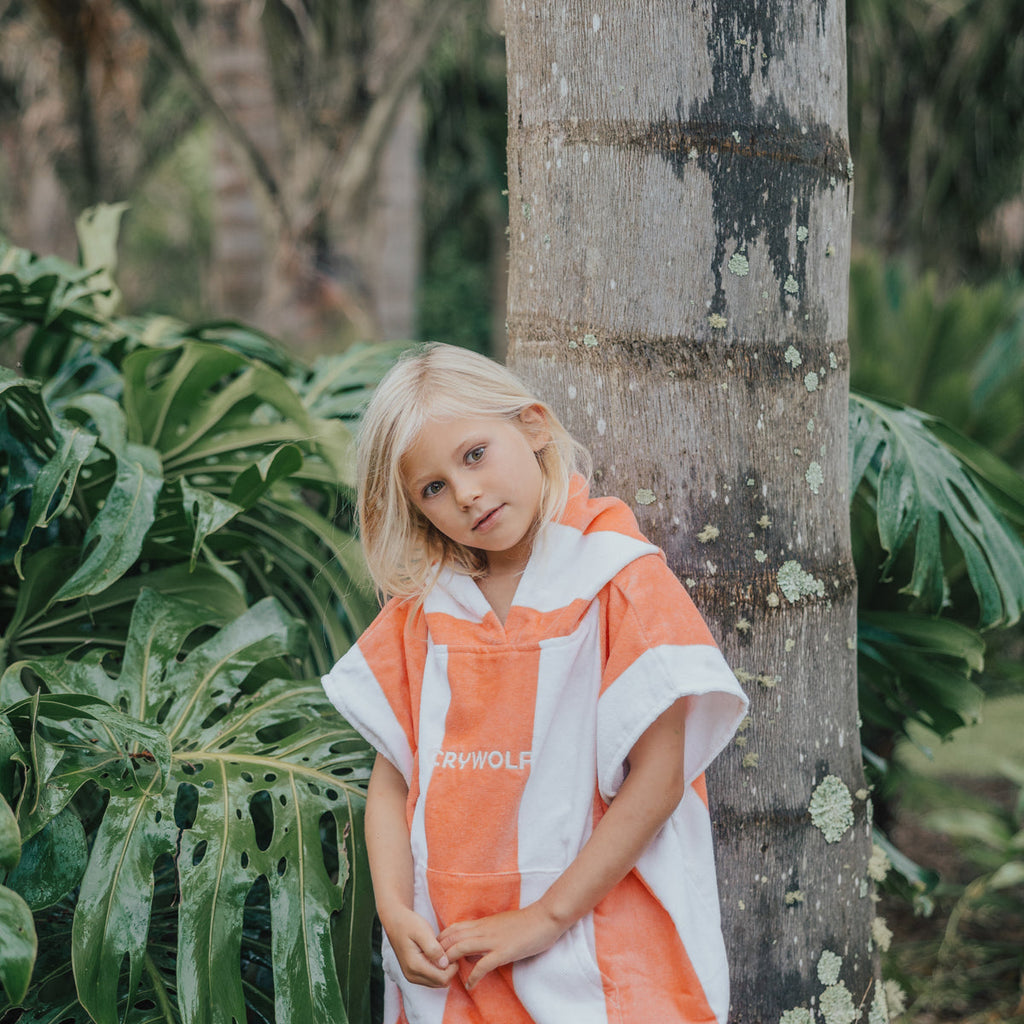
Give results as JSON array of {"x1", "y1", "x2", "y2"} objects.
[{"x1": 322, "y1": 343, "x2": 748, "y2": 1024}]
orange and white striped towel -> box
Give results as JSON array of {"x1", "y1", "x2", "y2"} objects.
[{"x1": 323, "y1": 480, "x2": 749, "y2": 1024}]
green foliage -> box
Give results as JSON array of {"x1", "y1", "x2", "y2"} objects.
[
  {"x1": 848, "y1": 256, "x2": 1024, "y2": 469},
  {"x1": 848, "y1": 256, "x2": 1024, "y2": 768},
  {"x1": 886, "y1": 765, "x2": 1024, "y2": 1020},
  {"x1": 848, "y1": 0, "x2": 1024, "y2": 276},
  {"x1": 850, "y1": 394, "x2": 1024, "y2": 630},
  {"x1": 850, "y1": 392, "x2": 1024, "y2": 756},
  {"x1": 1, "y1": 221, "x2": 390, "y2": 675},
  {"x1": 0, "y1": 792, "x2": 36, "y2": 1006},
  {"x1": 0, "y1": 213, "x2": 393, "y2": 1021},
  {"x1": 2, "y1": 593, "x2": 374, "y2": 1024},
  {"x1": 419, "y1": 9, "x2": 508, "y2": 354}
]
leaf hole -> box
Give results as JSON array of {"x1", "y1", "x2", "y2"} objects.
[
  {"x1": 200, "y1": 704, "x2": 229, "y2": 730},
  {"x1": 320, "y1": 811, "x2": 340, "y2": 883},
  {"x1": 255, "y1": 719, "x2": 304, "y2": 744},
  {"x1": 155, "y1": 693, "x2": 175, "y2": 725},
  {"x1": 241, "y1": 875, "x2": 273, "y2": 1003},
  {"x1": 192, "y1": 840, "x2": 208, "y2": 866},
  {"x1": 249, "y1": 790, "x2": 274, "y2": 851},
  {"x1": 174, "y1": 782, "x2": 199, "y2": 830}
]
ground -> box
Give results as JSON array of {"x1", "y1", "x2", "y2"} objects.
[{"x1": 880, "y1": 696, "x2": 1024, "y2": 1023}]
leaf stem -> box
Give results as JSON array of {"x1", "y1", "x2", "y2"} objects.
[{"x1": 144, "y1": 949, "x2": 178, "y2": 1023}]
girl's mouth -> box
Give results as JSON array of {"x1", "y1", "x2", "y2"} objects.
[{"x1": 473, "y1": 505, "x2": 503, "y2": 532}]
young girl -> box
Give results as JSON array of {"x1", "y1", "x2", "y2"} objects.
[{"x1": 322, "y1": 343, "x2": 748, "y2": 1024}]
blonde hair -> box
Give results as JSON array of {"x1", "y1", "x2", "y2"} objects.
[{"x1": 356, "y1": 343, "x2": 590, "y2": 600}]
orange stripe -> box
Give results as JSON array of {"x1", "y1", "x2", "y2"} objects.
[
  {"x1": 441, "y1": 964, "x2": 529, "y2": 1023},
  {"x1": 593, "y1": 869, "x2": 717, "y2": 1023},
  {"x1": 601, "y1": 556, "x2": 716, "y2": 695},
  {"x1": 356, "y1": 600, "x2": 424, "y2": 755},
  {"x1": 424, "y1": 598, "x2": 593, "y2": 649},
  {"x1": 423, "y1": 646, "x2": 539, "y2": 880},
  {"x1": 424, "y1": 644, "x2": 542, "y2": 1024},
  {"x1": 563, "y1": 485, "x2": 649, "y2": 542},
  {"x1": 692, "y1": 772, "x2": 709, "y2": 809}
]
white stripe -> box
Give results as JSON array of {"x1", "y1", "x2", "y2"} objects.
[
  {"x1": 636, "y1": 793, "x2": 731, "y2": 1024},
  {"x1": 513, "y1": 607, "x2": 610, "y2": 1023},
  {"x1": 514, "y1": 918, "x2": 611, "y2": 1024},
  {"x1": 516, "y1": 522, "x2": 657, "y2": 611},
  {"x1": 516, "y1": 608, "x2": 602, "y2": 874},
  {"x1": 597, "y1": 644, "x2": 748, "y2": 801},
  {"x1": 393, "y1": 639, "x2": 452, "y2": 1024},
  {"x1": 412, "y1": 639, "x2": 451, "y2": 872},
  {"x1": 321, "y1": 645, "x2": 414, "y2": 784},
  {"x1": 424, "y1": 571, "x2": 489, "y2": 622},
  {"x1": 381, "y1": 938, "x2": 448, "y2": 1024}
]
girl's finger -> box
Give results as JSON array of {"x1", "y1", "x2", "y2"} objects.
[
  {"x1": 437, "y1": 933, "x2": 483, "y2": 963},
  {"x1": 465, "y1": 953, "x2": 498, "y2": 991}
]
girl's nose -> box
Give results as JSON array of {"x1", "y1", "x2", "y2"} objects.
[{"x1": 452, "y1": 473, "x2": 480, "y2": 509}]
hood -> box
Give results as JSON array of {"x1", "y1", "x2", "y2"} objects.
[{"x1": 425, "y1": 476, "x2": 661, "y2": 624}]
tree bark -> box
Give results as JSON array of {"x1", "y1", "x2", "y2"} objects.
[
  {"x1": 505, "y1": 3, "x2": 881, "y2": 1021},
  {"x1": 204, "y1": 0, "x2": 278, "y2": 321}
]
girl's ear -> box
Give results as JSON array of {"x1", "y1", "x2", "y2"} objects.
[{"x1": 517, "y1": 404, "x2": 551, "y2": 452}]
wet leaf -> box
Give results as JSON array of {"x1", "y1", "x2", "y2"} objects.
[
  {"x1": 0, "y1": 884, "x2": 36, "y2": 1004},
  {"x1": 5, "y1": 808, "x2": 88, "y2": 910},
  {"x1": 850, "y1": 393, "x2": 1024, "y2": 628},
  {"x1": 4, "y1": 591, "x2": 372, "y2": 1024}
]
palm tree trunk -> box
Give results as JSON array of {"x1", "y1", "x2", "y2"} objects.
[
  {"x1": 505, "y1": 3, "x2": 881, "y2": 1020},
  {"x1": 204, "y1": 0, "x2": 279, "y2": 319}
]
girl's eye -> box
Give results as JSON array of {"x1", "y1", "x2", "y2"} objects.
[
  {"x1": 422, "y1": 481, "x2": 444, "y2": 499},
  {"x1": 466, "y1": 446, "x2": 485, "y2": 465}
]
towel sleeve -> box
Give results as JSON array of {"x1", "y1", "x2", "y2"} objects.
[
  {"x1": 321, "y1": 598, "x2": 422, "y2": 786},
  {"x1": 596, "y1": 554, "x2": 749, "y2": 802}
]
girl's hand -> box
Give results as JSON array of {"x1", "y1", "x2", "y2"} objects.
[
  {"x1": 383, "y1": 906, "x2": 460, "y2": 988},
  {"x1": 437, "y1": 904, "x2": 565, "y2": 990}
]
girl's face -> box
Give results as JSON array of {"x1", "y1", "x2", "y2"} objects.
[{"x1": 401, "y1": 408, "x2": 548, "y2": 575}]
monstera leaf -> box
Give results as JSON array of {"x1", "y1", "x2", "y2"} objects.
[
  {"x1": 0, "y1": 591, "x2": 374, "y2": 1024},
  {"x1": 0, "y1": 794, "x2": 36, "y2": 1006},
  {"x1": 1, "y1": 334, "x2": 378, "y2": 675},
  {"x1": 857, "y1": 611, "x2": 986, "y2": 741},
  {"x1": 850, "y1": 392, "x2": 1024, "y2": 629}
]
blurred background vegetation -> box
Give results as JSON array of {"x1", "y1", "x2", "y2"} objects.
[{"x1": 2, "y1": 0, "x2": 1024, "y2": 1021}]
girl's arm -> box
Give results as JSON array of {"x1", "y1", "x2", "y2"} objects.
[
  {"x1": 438, "y1": 698, "x2": 689, "y2": 990},
  {"x1": 366, "y1": 752, "x2": 458, "y2": 988}
]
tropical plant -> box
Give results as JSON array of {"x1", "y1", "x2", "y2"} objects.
[
  {"x1": 847, "y1": 384, "x2": 1024, "y2": 909},
  {"x1": 847, "y1": 255, "x2": 1024, "y2": 760},
  {"x1": 885, "y1": 762, "x2": 1024, "y2": 1020},
  {"x1": 850, "y1": 390, "x2": 1024, "y2": 747},
  {"x1": 2, "y1": 594, "x2": 375, "y2": 1024},
  {"x1": 0, "y1": 793, "x2": 36, "y2": 1008},
  {"x1": 848, "y1": 255, "x2": 1024, "y2": 471},
  {"x1": 0, "y1": 214, "x2": 399, "y2": 1021}
]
